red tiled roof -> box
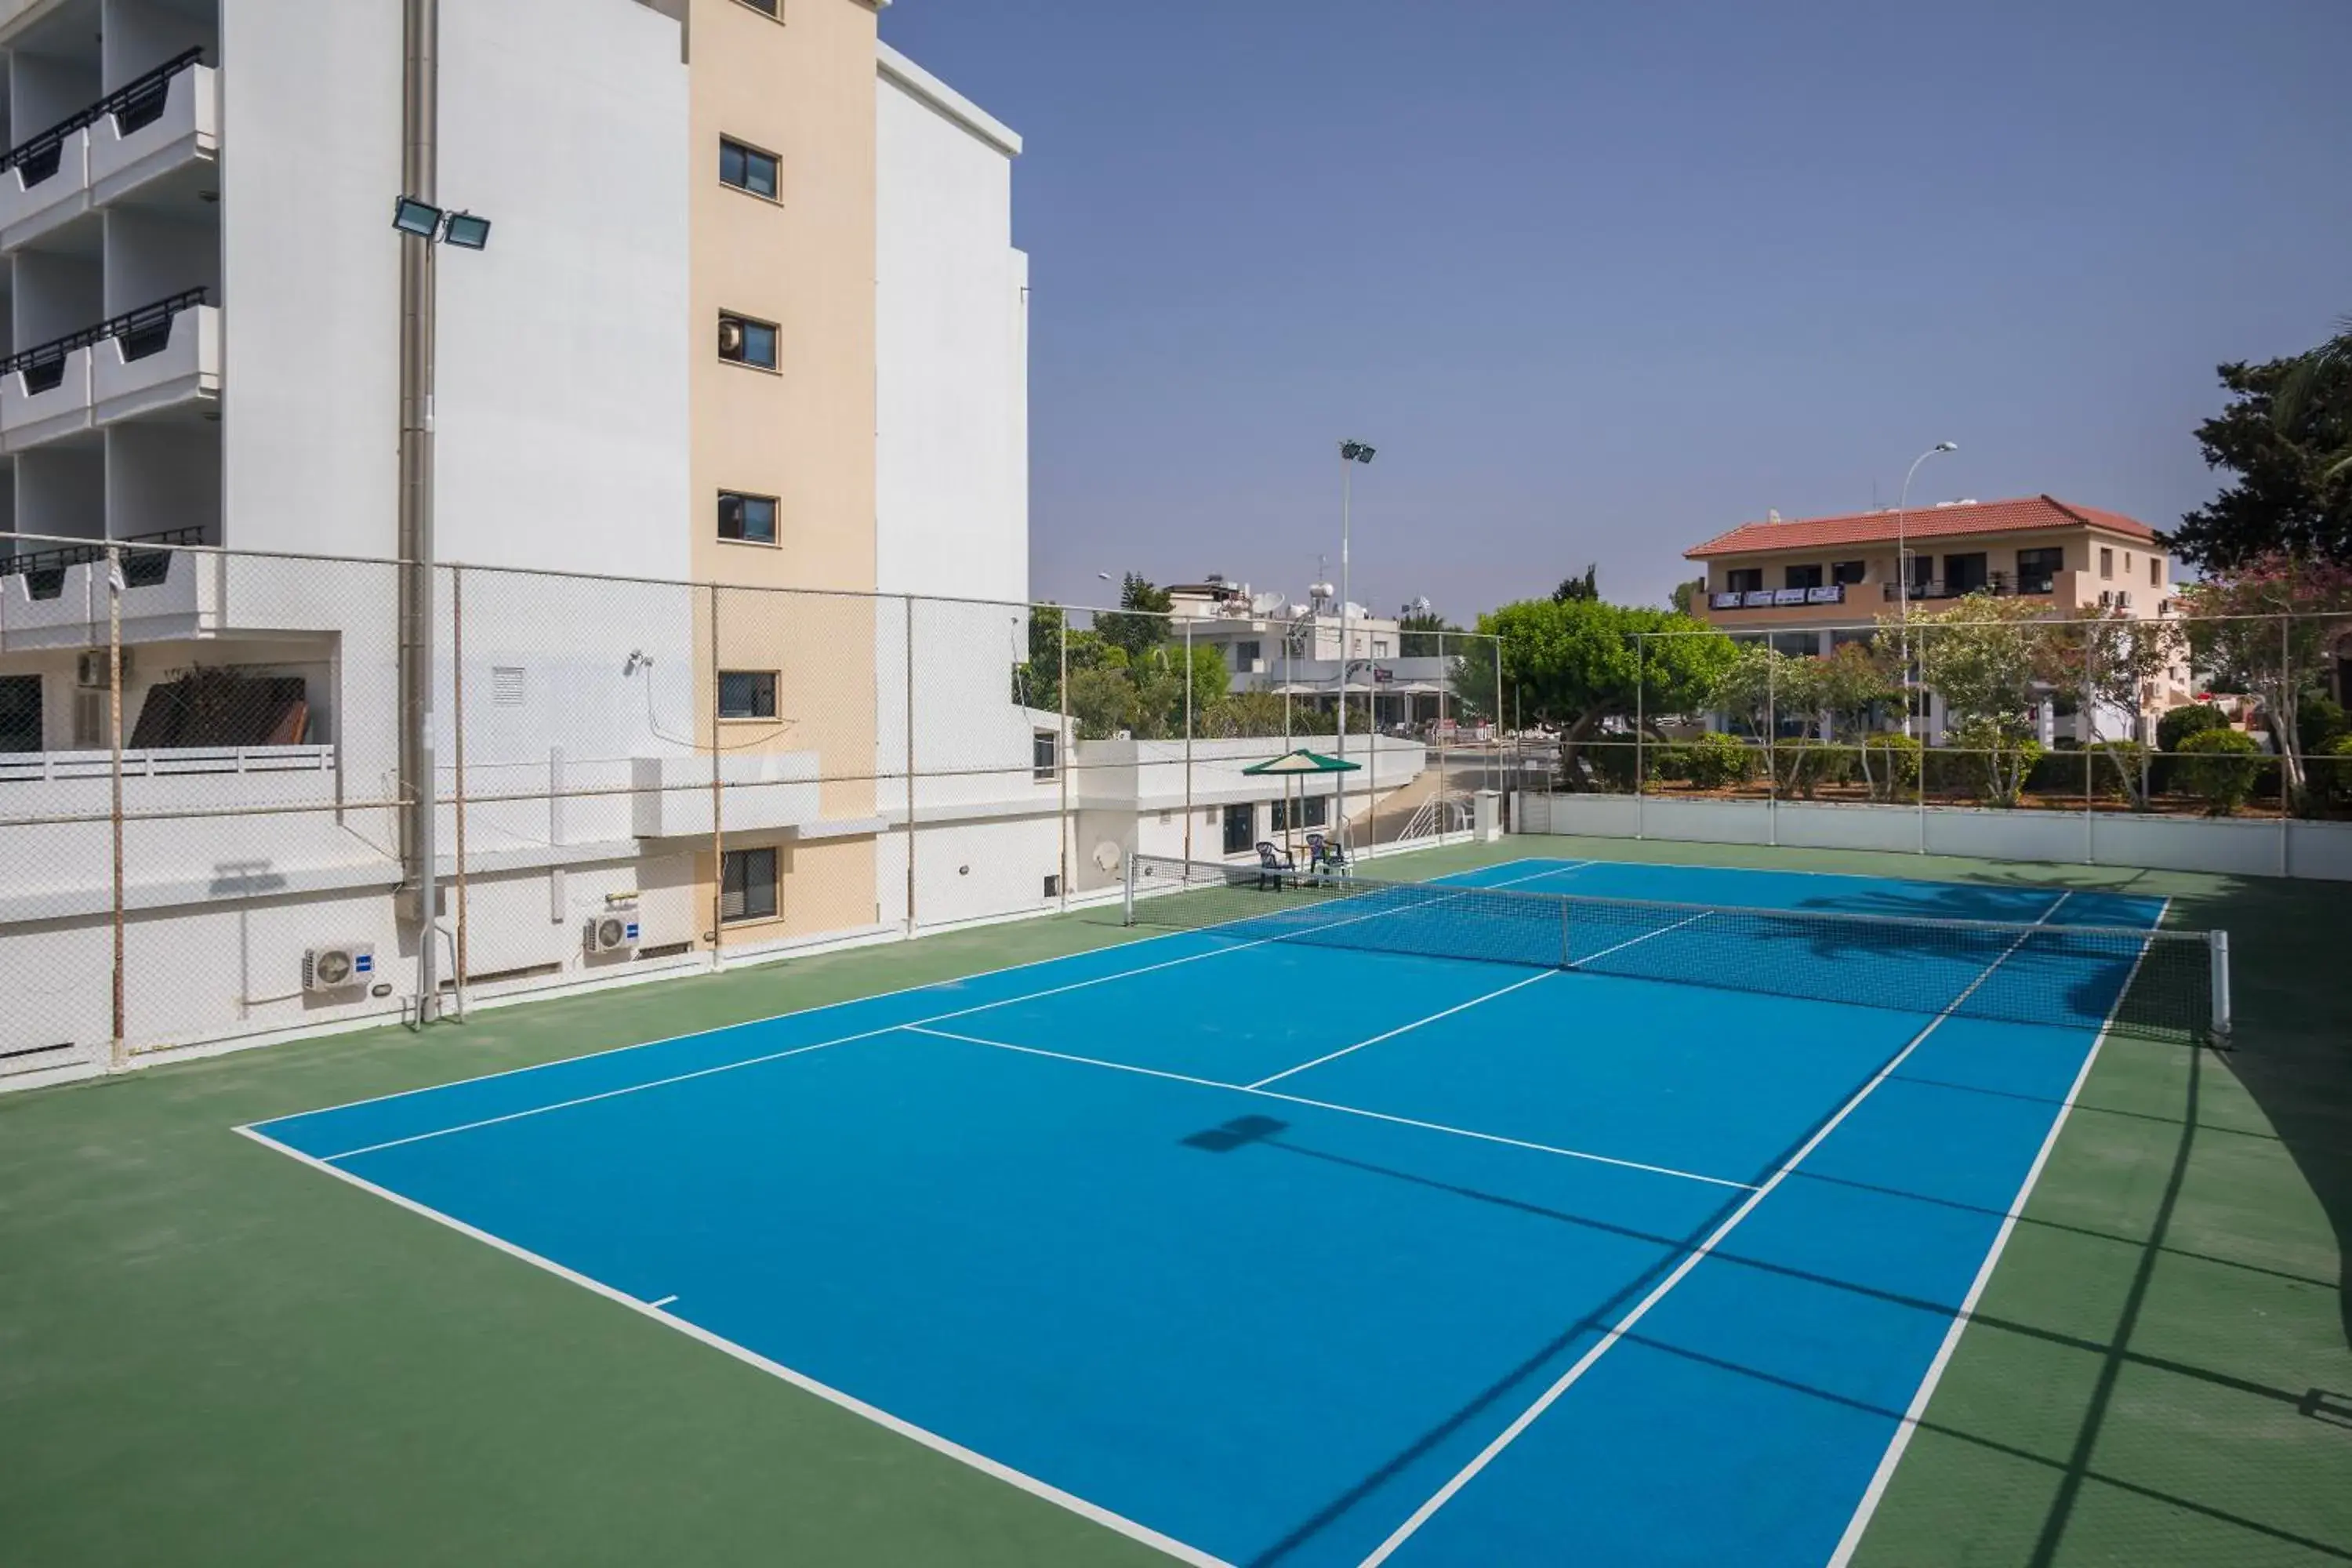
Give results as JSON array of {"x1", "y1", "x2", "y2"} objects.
[{"x1": 1684, "y1": 495, "x2": 2158, "y2": 559}]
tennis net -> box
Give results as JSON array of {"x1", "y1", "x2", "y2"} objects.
[{"x1": 1123, "y1": 855, "x2": 2227, "y2": 1041}]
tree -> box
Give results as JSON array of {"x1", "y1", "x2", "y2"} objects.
[
  {"x1": 2176, "y1": 554, "x2": 2352, "y2": 813},
  {"x1": 1877, "y1": 594, "x2": 2055, "y2": 805},
  {"x1": 2166, "y1": 328, "x2": 2352, "y2": 571},
  {"x1": 1012, "y1": 603, "x2": 1063, "y2": 711},
  {"x1": 1459, "y1": 597, "x2": 1736, "y2": 789},
  {"x1": 1398, "y1": 609, "x2": 1460, "y2": 657},
  {"x1": 2031, "y1": 608, "x2": 2185, "y2": 808},
  {"x1": 1668, "y1": 577, "x2": 1706, "y2": 616},
  {"x1": 1097, "y1": 572, "x2": 1174, "y2": 661},
  {"x1": 1552, "y1": 565, "x2": 1599, "y2": 604}
]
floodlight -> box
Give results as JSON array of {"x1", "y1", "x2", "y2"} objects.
[
  {"x1": 441, "y1": 211, "x2": 492, "y2": 250},
  {"x1": 392, "y1": 195, "x2": 443, "y2": 239}
]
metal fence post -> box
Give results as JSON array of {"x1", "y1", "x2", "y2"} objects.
[
  {"x1": 1183, "y1": 619, "x2": 1194, "y2": 865},
  {"x1": 2280, "y1": 612, "x2": 2292, "y2": 877},
  {"x1": 452, "y1": 563, "x2": 470, "y2": 1006},
  {"x1": 708, "y1": 582, "x2": 726, "y2": 967},
  {"x1": 1058, "y1": 616, "x2": 1069, "y2": 912},
  {"x1": 904, "y1": 595, "x2": 917, "y2": 932},
  {"x1": 1635, "y1": 630, "x2": 1646, "y2": 840},
  {"x1": 1766, "y1": 643, "x2": 1778, "y2": 848},
  {"x1": 1436, "y1": 630, "x2": 1449, "y2": 844},
  {"x1": 107, "y1": 545, "x2": 125, "y2": 1069}
]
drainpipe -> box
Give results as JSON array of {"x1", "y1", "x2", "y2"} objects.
[{"x1": 397, "y1": 0, "x2": 441, "y2": 1022}]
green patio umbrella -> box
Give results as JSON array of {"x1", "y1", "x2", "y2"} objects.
[{"x1": 1241, "y1": 748, "x2": 1360, "y2": 858}]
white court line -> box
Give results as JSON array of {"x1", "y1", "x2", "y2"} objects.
[
  {"x1": 1356, "y1": 887, "x2": 2078, "y2": 1566},
  {"x1": 233, "y1": 1126, "x2": 1232, "y2": 1568},
  {"x1": 902, "y1": 1025, "x2": 1752, "y2": 1191},
  {"x1": 303, "y1": 862, "x2": 1575, "y2": 1163},
  {"x1": 1569, "y1": 909, "x2": 1711, "y2": 970},
  {"x1": 648, "y1": 1294, "x2": 679, "y2": 1309},
  {"x1": 1824, "y1": 891, "x2": 2153, "y2": 1567},
  {"x1": 1245, "y1": 971, "x2": 1559, "y2": 1090}
]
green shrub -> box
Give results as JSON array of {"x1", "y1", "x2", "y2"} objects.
[
  {"x1": 2298, "y1": 695, "x2": 2348, "y2": 757},
  {"x1": 1581, "y1": 737, "x2": 1654, "y2": 793},
  {"x1": 1766, "y1": 738, "x2": 1857, "y2": 799},
  {"x1": 1681, "y1": 731, "x2": 1755, "y2": 791},
  {"x1": 2085, "y1": 739, "x2": 2151, "y2": 805},
  {"x1": 1858, "y1": 732, "x2": 1922, "y2": 801},
  {"x1": 2157, "y1": 702, "x2": 2229, "y2": 753},
  {"x1": 2319, "y1": 732, "x2": 2352, "y2": 812},
  {"x1": 2174, "y1": 727, "x2": 2263, "y2": 815},
  {"x1": 1944, "y1": 720, "x2": 2044, "y2": 807}
]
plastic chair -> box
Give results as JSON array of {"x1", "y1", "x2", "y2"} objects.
[{"x1": 1254, "y1": 840, "x2": 1296, "y2": 891}]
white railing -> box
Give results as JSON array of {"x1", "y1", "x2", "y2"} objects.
[{"x1": 0, "y1": 745, "x2": 337, "y2": 785}]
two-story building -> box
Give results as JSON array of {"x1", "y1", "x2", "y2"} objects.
[{"x1": 1683, "y1": 494, "x2": 2194, "y2": 739}]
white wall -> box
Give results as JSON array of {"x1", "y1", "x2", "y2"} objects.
[
  {"x1": 218, "y1": 0, "x2": 401, "y2": 558},
  {"x1": 435, "y1": 0, "x2": 690, "y2": 581},
  {"x1": 876, "y1": 44, "x2": 1025, "y2": 606},
  {"x1": 1517, "y1": 793, "x2": 2352, "y2": 882}
]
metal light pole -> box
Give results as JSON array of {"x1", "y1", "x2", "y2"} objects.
[
  {"x1": 1336, "y1": 439, "x2": 1375, "y2": 845},
  {"x1": 1895, "y1": 441, "x2": 1958, "y2": 742}
]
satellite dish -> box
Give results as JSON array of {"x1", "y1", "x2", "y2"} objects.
[{"x1": 1092, "y1": 842, "x2": 1123, "y2": 873}]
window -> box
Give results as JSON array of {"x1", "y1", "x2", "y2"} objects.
[
  {"x1": 1235, "y1": 639, "x2": 1261, "y2": 670},
  {"x1": 1726, "y1": 568, "x2": 1763, "y2": 593},
  {"x1": 718, "y1": 312, "x2": 777, "y2": 370},
  {"x1": 1301, "y1": 793, "x2": 1328, "y2": 829},
  {"x1": 1831, "y1": 561, "x2": 1866, "y2": 586},
  {"x1": 2150, "y1": 554, "x2": 2163, "y2": 587},
  {"x1": 1032, "y1": 728, "x2": 1058, "y2": 782},
  {"x1": 1370, "y1": 637, "x2": 1391, "y2": 657},
  {"x1": 735, "y1": 0, "x2": 779, "y2": 14},
  {"x1": 2099, "y1": 547, "x2": 2114, "y2": 579},
  {"x1": 2016, "y1": 547, "x2": 2064, "y2": 595},
  {"x1": 720, "y1": 846, "x2": 779, "y2": 924},
  {"x1": 0, "y1": 673, "x2": 38, "y2": 753},
  {"x1": 719, "y1": 139, "x2": 779, "y2": 200},
  {"x1": 1223, "y1": 802, "x2": 1254, "y2": 855},
  {"x1": 1907, "y1": 553, "x2": 1934, "y2": 588},
  {"x1": 1784, "y1": 564, "x2": 1824, "y2": 590},
  {"x1": 717, "y1": 491, "x2": 777, "y2": 545},
  {"x1": 1943, "y1": 552, "x2": 1988, "y2": 593},
  {"x1": 1042, "y1": 873, "x2": 1060, "y2": 899},
  {"x1": 717, "y1": 670, "x2": 778, "y2": 720}
]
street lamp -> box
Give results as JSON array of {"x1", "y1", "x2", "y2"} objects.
[
  {"x1": 1336, "y1": 439, "x2": 1376, "y2": 844},
  {"x1": 1895, "y1": 441, "x2": 1958, "y2": 742}
]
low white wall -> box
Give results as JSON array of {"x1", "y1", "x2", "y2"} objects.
[{"x1": 1514, "y1": 792, "x2": 2352, "y2": 881}]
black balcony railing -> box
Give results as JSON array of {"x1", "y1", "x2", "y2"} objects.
[
  {"x1": 0, "y1": 526, "x2": 209, "y2": 601},
  {"x1": 0, "y1": 47, "x2": 206, "y2": 184},
  {"x1": 2, "y1": 288, "x2": 210, "y2": 391}
]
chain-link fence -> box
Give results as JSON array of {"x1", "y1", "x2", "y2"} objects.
[
  {"x1": 0, "y1": 533, "x2": 1504, "y2": 1079},
  {"x1": 1508, "y1": 607, "x2": 2352, "y2": 868}
]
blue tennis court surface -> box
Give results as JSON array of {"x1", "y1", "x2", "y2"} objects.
[{"x1": 245, "y1": 857, "x2": 2169, "y2": 1567}]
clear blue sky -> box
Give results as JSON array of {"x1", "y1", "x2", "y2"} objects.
[{"x1": 880, "y1": 0, "x2": 2352, "y2": 621}]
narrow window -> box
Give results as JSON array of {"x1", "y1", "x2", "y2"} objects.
[
  {"x1": 720, "y1": 847, "x2": 779, "y2": 923},
  {"x1": 1032, "y1": 728, "x2": 1058, "y2": 782},
  {"x1": 2099, "y1": 547, "x2": 2114, "y2": 579},
  {"x1": 717, "y1": 670, "x2": 778, "y2": 720},
  {"x1": 717, "y1": 492, "x2": 777, "y2": 544},
  {"x1": 718, "y1": 312, "x2": 778, "y2": 370},
  {"x1": 719, "y1": 138, "x2": 779, "y2": 200}
]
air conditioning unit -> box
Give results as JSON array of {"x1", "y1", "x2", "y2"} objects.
[
  {"x1": 302, "y1": 945, "x2": 375, "y2": 993},
  {"x1": 75, "y1": 648, "x2": 129, "y2": 688},
  {"x1": 586, "y1": 906, "x2": 641, "y2": 955}
]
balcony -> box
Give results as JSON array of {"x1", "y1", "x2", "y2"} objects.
[
  {"x1": 0, "y1": 50, "x2": 211, "y2": 246},
  {"x1": 94, "y1": 294, "x2": 220, "y2": 425},
  {"x1": 1708, "y1": 585, "x2": 1849, "y2": 612},
  {"x1": 1881, "y1": 571, "x2": 2052, "y2": 603},
  {"x1": 1, "y1": 290, "x2": 213, "y2": 451},
  {"x1": 90, "y1": 54, "x2": 216, "y2": 207},
  {"x1": 0, "y1": 528, "x2": 213, "y2": 650}
]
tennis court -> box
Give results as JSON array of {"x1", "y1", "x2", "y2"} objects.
[{"x1": 241, "y1": 855, "x2": 2214, "y2": 1567}]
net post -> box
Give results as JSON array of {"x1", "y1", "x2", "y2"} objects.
[
  {"x1": 1559, "y1": 893, "x2": 1570, "y2": 970},
  {"x1": 1122, "y1": 848, "x2": 1138, "y2": 927},
  {"x1": 2208, "y1": 929, "x2": 2231, "y2": 1047}
]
